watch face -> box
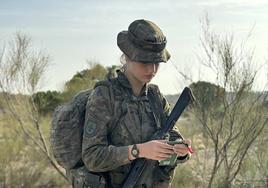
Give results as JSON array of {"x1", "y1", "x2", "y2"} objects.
[
  {"x1": 131, "y1": 144, "x2": 139, "y2": 158},
  {"x1": 132, "y1": 149, "x2": 138, "y2": 155}
]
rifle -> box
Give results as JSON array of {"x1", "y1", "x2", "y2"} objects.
[{"x1": 122, "y1": 87, "x2": 195, "y2": 188}]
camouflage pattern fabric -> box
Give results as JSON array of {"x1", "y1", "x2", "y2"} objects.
[
  {"x1": 81, "y1": 71, "x2": 185, "y2": 188},
  {"x1": 117, "y1": 19, "x2": 171, "y2": 64},
  {"x1": 51, "y1": 88, "x2": 93, "y2": 170},
  {"x1": 68, "y1": 166, "x2": 106, "y2": 188}
]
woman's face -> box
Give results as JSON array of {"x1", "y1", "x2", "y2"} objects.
[{"x1": 126, "y1": 59, "x2": 160, "y2": 84}]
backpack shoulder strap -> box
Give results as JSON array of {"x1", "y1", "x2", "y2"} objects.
[
  {"x1": 147, "y1": 84, "x2": 165, "y2": 129},
  {"x1": 93, "y1": 79, "x2": 121, "y2": 132},
  {"x1": 94, "y1": 80, "x2": 115, "y2": 117}
]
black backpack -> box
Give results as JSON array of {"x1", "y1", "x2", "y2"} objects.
[{"x1": 50, "y1": 80, "x2": 163, "y2": 171}]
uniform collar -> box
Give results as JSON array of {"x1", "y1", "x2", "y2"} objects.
[{"x1": 117, "y1": 70, "x2": 148, "y2": 96}]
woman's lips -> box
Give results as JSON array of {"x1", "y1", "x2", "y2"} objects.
[{"x1": 145, "y1": 75, "x2": 154, "y2": 79}]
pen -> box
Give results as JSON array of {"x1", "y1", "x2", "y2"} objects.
[
  {"x1": 187, "y1": 145, "x2": 194, "y2": 154},
  {"x1": 183, "y1": 143, "x2": 194, "y2": 154}
]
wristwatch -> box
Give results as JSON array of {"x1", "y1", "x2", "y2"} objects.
[{"x1": 131, "y1": 144, "x2": 140, "y2": 158}]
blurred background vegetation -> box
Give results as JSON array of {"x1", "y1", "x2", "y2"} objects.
[{"x1": 0, "y1": 18, "x2": 267, "y2": 188}]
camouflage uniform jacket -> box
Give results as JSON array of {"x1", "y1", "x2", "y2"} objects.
[{"x1": 82, "y1": 71, "x2": 187, "y2": 187}]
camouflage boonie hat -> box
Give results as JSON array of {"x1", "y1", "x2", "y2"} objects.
[{"x1": 117, "y1": 19, "x2": 171, "y2": 63}]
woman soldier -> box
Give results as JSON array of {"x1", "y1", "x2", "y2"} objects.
[{"x1": 81, "y1": 19, "x2": 192, "y2": 188}]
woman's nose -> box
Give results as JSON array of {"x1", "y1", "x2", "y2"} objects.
[{"x1": 148, "y1": 64, "x2": 157, "y2": 73}]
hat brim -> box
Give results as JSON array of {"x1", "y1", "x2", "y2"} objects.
[{"x1": 117, "y1": 31, "x2": 170, "y2": 63}]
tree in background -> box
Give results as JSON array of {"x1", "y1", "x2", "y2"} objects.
[
  {"x1": 0, "y1": 33, "x2": 121, "y2": 187},
  {"x1": 189, "y1": 81, "x2": 226, "y2": 122},
  {"x1": 0, "y1": 33, "x2": 68, "y2": 187},
  {"x1": 187, "y1": 16, "x2": 268, "y2": 187},
  {"x1": 31, "y1": 63, "x2": 118, "y2": 116},
  {"x1": 32, "y1": 91, "x2": 64, "y2": 115},
  {"x1": 62, "y1": 62, "x2": 107, "y2": 101}
]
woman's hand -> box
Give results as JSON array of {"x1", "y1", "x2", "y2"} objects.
[
  {"x1": 137, "y1": 140, "x2": 174, "y2": 161},
  {"x1": 128, "y1": 139, "x2": 192, "y2": 161},
  {"x1": 173, "y1": 139, "x2": 192, "y2": 157}
]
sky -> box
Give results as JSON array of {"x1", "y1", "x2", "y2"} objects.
[{"x1": 0, "y1": 0, "x2": 267, "y2": 94}]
